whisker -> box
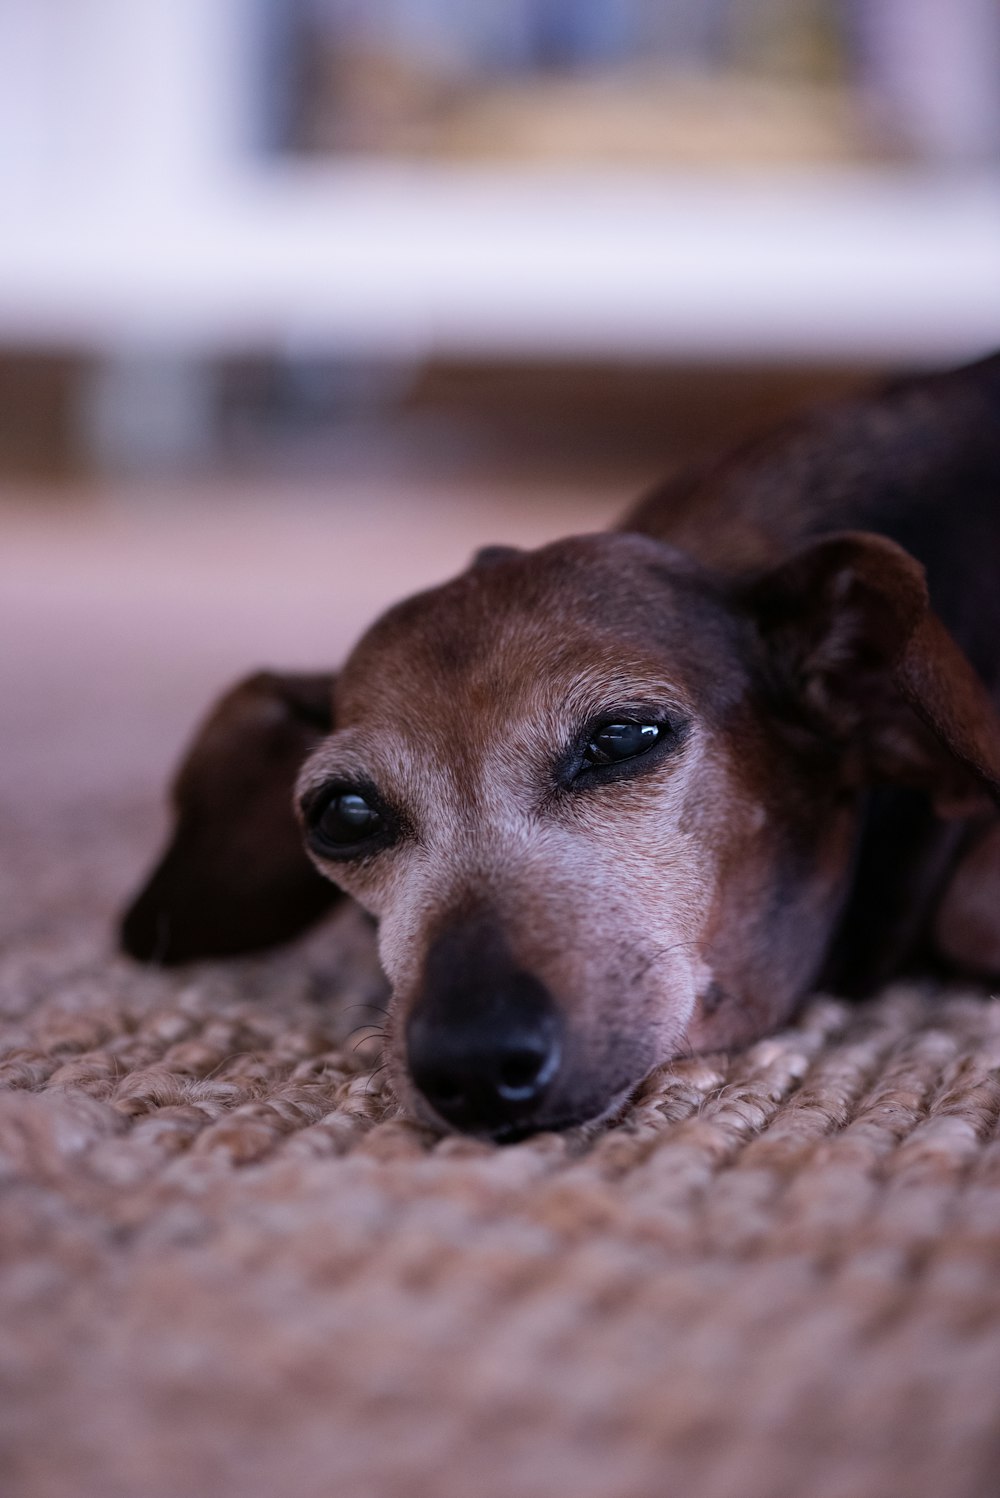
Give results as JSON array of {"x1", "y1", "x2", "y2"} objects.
[
  {"x1": 352, "y1": 1029, "x2": 387, "y2": 1054},
  {"x1": 626, "y1": 937, "x2": 702, "y2": 987},
  {"x1": 345, "y1": 1019, "x2": 389, "y2": 1044},
  {"x1": 364, "y1": 1062, "x2": 390, "y2": 1100}
]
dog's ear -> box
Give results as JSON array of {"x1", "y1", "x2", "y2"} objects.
[
  {"x1": 746, "y1": 531, "x2": 1000, "y2": 815},
  {"x1": 120, "y1": 671, "x2": 340, "y2": 964}
]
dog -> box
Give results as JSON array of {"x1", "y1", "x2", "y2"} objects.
[{"x1": 121, "y1": 353, "x2": 1000, "y2": 1141}]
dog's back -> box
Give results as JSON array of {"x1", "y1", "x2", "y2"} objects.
[
  {"x1": 623, "y1": 352, "x2": 1000, "y2": 990},
  {"x1": 624, "y1": 353, "x2": 1000, "y2": 676}
]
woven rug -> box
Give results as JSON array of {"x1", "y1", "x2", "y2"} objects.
[{"x1": 3, "y1": 799, "x2": 1000, "y2": 1498}]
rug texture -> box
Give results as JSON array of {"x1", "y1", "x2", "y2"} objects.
[{"x1": 5, "y1": 794, "x2": 1000, "y2": 1498}]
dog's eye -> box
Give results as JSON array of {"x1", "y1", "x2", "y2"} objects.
[
  {"x1": 311, "y1": 791, "x2": 383, "y2": 850},
  {"x1": 583, "y1": 722, "x2": 662, "y2": 766}
]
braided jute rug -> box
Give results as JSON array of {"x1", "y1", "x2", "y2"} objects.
[{"x1": 4, "y1": 805, "x2": 1000, "y2": 1498}]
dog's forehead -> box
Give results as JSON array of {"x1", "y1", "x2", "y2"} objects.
[{"x1": 336, "y1": 533, "x2": 735, "y2": 727}]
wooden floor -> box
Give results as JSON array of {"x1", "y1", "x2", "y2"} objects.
[{"x1": 1, "y1": 478, "x2": 616, "y2": 812}]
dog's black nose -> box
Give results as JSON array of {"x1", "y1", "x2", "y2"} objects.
[
  {"x1": 405, "y1": 914, "x2": 563, "y2": 1136},
  {"x1": 407, "y1": 990, "x2": 561, "y2": 1135}
]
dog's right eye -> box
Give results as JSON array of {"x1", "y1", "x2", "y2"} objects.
[
  {"x1": 307, "y1": 789, "x2": 385, "y2": 855},
  {"x1": 584, "y1": 722, "x2": 662, "y2": 766}
]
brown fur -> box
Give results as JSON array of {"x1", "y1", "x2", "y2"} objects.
[{"x1": 121, "y1": 354, "x2": 1000, "y2": 1138}]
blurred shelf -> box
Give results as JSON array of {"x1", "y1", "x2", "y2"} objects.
[{"x1": 2, "y1": 165, "x2": 999, "y2": 365}]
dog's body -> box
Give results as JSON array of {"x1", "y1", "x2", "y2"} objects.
[
  {"x1": 626, "y1": 355, "x2": 1000, "y2": 995},
  {"x1": 122, "y1": 354, "x2": 1000, "y2": 1140}
]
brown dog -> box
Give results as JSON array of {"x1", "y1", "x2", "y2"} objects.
[{"x1": 121, "y1": 353, "x2": 1000, "y2": 1140}]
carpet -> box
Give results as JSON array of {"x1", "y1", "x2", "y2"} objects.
[
  {"x1": 4, "y1": 493, "x2": 1000, "y2": 1498},
  {"x1": 4, "y1": 798, "x2": 1000, "y2": 1498}
]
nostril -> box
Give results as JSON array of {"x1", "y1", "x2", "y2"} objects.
[
  {"x1": 497, "y1": 1047, "x2": 547, "y2": 1099},
  {"x1": 420, "y1": 1068, "x2": 465, "y2": 1110},
  {"x1": 496, "y1": 1037, "x2": 560, "y2": 1101}
]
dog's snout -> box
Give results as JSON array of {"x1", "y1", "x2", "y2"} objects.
[{"x1": 405, "y1": 914, "x2": 563, "y2": 1137}]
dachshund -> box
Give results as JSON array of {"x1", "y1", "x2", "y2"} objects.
[{"x1": 121, "y1": 352, "x2": 1000, "y2": 1140}]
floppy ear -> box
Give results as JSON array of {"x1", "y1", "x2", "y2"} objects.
[
  {"x1": 745, "y1": 532, "x2": 1000, "y2": 815},
  {"x1": 120, "y1": 671, "x2": 340, "y2": 964}
]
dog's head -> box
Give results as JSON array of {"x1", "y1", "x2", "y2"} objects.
[{"x1": 122, "y1": 527, "x2": 1000, "y2": 1139}]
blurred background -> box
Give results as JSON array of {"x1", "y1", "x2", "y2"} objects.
[{"x1": 2, "y1": 0, "x2": 1000, "y2": 840}]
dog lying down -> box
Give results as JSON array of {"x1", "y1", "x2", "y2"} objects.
[{"x1": 122, "y1": 353, "x2": 1000, "y2": 1141}]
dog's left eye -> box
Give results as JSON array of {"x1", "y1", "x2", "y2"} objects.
[
  {"x1": 308, "y1": 789, "x2": 385, "y2": 853},
  {"x1": 583, "y1": 722, "x2": 662, "y2": 766}
]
